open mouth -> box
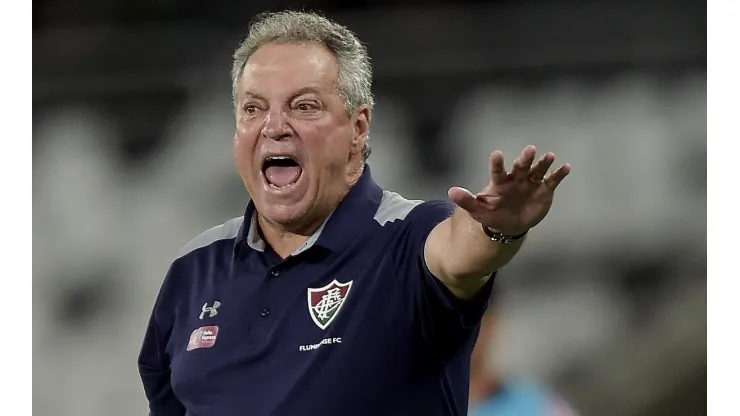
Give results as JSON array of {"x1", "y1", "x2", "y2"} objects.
[{"x1": 261, "y1": 156, "x2": 303, "y2": 189}]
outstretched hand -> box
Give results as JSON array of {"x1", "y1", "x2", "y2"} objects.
[{"x1": 448, "y1": 145, "x2": 571, "y2": 236}]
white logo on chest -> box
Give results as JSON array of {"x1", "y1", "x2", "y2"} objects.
[{"x1": 199, "y1": 301, "x2": 221, "y2": 319}]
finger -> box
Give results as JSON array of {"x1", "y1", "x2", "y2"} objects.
[
  {"x1": 528, "y1": 152, "x2": 556, "y2": 182},
  {"x1": 489, "y1": 151, "x2": 508, "y2": 185},
  {"x1": 511, "y1": 145, "x2": 537, "y2": 178},
  {"x1": 448, "y1": 187, "x2": 485, "y2": 213},
  {"x1": 544, "y1": 163, "x2": 572, "y2": 189}
]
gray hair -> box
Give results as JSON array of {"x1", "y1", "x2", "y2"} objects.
[{"x1": 231, "y1": 11, "x2": 374, "y2": 160}]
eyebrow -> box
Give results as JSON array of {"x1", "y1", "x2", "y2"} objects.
[
  {"x1": 242, "y1": 91, "x2": 267, "y2": 102},
  {"x1": 241, "y1": 87, "x2": 323, "y2": 103},
  {"x1": 290, "y1": 87, "x2": 322, "y2": 98}
]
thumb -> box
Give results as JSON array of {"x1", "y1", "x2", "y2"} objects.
[{"x1": 448, "y1": 187, "x2": 482, "y2": 213}]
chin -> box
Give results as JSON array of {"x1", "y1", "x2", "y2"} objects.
[
  {"x1": 251, "y1": 183, "x2": 315, "y2": 229},
  {"x1": 259, "y1": 202, "x2": 312, "y2": 228}
]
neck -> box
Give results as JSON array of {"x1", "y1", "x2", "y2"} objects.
[{"x1": 257, "y1": 221, "x2": 316, "y2": 259}]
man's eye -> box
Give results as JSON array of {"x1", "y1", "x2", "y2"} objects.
[
  {"x1": 243, "y1": 105, "x2": 258, "y2": 114},
  {"x1": 297, "y1": 103, "x2": 317, "y2": 111}
]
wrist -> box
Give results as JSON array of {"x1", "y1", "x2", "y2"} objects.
[{"x1": 481, "y1": 225, "x2": 528, "y2": 243}]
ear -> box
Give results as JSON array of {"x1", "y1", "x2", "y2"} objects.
[{"x1": 350, "y1": 105, "x2": 371, "y2": 156}]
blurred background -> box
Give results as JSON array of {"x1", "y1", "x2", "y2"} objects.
[{"x1": 32, "y1": 0, "x2": 706, "y2": 415}]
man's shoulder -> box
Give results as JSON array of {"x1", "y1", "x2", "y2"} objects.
[
  {"x1": 153, "y1": 217, "x2": 243, "y2": 309},
  {"x1": 374, "y1": 190, "x2": 453, "y2": 227},
  {"x1": 173, "y1": 216, "x2": 244, "y2": 261}
]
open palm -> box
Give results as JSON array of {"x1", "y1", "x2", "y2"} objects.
[{"x1": 448, "y1": 145, "x2": 571, "y2": 236}]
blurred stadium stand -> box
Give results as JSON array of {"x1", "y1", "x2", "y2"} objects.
[{"x1": 33, "y1": 1, "x2": 706, "y2": 415}]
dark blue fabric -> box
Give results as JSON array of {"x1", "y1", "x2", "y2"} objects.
[{"x1": 138, "y1": 167, "x2": 496, "y2": 416}]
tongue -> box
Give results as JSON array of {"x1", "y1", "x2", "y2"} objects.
[{"x1": 265, "y1": 166, "x2": 302, "y2": 187}]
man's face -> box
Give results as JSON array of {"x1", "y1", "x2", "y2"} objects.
[{"x1": 234, "y1": 43, "x2": 368, "y2": 230}]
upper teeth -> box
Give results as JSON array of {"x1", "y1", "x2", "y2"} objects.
[{"x1": 267, "y1": 156, "x2": 291, "y2": 161}]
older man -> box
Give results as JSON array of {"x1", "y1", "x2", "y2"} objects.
[{"x1": 138, "y1": 10, "x2": 570, "y2": 416}]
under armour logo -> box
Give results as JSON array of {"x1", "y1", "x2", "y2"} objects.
[{"x1": 199, "y1": 301, "x2": 221, "y2": 319}]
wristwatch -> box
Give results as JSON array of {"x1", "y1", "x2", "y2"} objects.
[{"x1": 481, "y1": 224, "x2": 528, "y2": 244}]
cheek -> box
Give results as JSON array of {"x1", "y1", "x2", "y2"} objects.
[
  {"x1": 233, "y1": 130, "x2": 258, "y2": 174},
  {"x1": 307, "y1": 126, "x2": 353, "y2": 163},
  {"x1": 234, "y1": 121, "x2": 252, "y2": 146},
  {"x1": 309, "y1": 142, "x2": 345, "y2": 175}
]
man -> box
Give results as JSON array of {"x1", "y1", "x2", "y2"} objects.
[
  {"x1": 138, "y1": 10, "x2": 570, "y2": 416},
  {"x1": 468, "y1": 296, "x2": 579, "y2": 416}
]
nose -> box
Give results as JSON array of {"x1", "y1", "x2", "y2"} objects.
[{"x1": 261, "y1": 107, "x2": 292, "y2": 141}]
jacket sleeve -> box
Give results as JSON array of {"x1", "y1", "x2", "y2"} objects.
[
  {"x1": 395, "y1": 200, "x2": 496, "y2": 345},
  {"x1": 138, "y1": 266, "x2": 186, "y2": 416}
]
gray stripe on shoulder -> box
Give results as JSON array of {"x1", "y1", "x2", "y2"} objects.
[
  {"x1": 373, "y1": 190, "x2": 423, "y2": 226},
  {"x1": 175, "y1": 216, "x2": 244, "y2": 260}
]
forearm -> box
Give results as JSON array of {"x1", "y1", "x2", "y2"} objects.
[
  {"x1": 425, "y1": 207, "x2": 524, "y2": 297},
  {"x1": 425, "y1": 146, "x2": 569, "y2": 299}
]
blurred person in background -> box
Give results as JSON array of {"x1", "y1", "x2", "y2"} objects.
[
  {"x1": 138, "y1": 10, "x2": 571, "y2": 416},
  {"x1": 469, "y1": 294, "x2": 579, "y2": 416}
]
